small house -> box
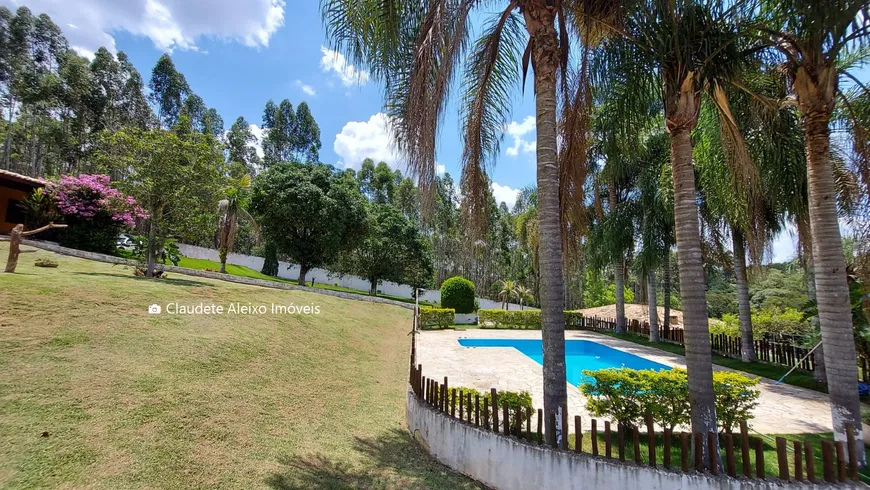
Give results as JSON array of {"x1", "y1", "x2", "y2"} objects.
[{"x1": 0, "y1": 169, "x2": 46, "y2": 234}]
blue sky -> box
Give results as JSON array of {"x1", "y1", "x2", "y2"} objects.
[{"x1": 4, "y1": 0, "x2": 820, "y2": 262}]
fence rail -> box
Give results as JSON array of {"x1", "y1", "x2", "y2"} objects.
[
  {"x1": 410, "y1": 310, "x2": 862, "y2": 485},
  {"x1": 570, "y1": 315, "x2": 870, "y2": 381}
]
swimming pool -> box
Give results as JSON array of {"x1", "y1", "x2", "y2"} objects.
[{"x1": 458, "y1": 338, "x2": 670, "y2": 386}]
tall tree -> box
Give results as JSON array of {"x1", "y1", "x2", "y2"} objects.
[
  {"x1": 292, "y1": 101, "x2": 321, "y2": 162},
  {"x1": 217, "y1": 174, "x2": 258, "y2": 273},
  {"x1": 251, "y1": 162, "x2": 367, "y2": 285},
  {"x1": 226, "y1": 116, "x2": 262, "y2": 171},
  {"x1": 148, "y1": 54, "x2": 190, "y2": 129},
  {"x1": 762, "y1": 0, "x2": 869, "y2": 462}
]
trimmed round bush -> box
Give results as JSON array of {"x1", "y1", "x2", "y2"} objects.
[{"x1": 440, "y1": 276, "x2": 476, "y2": 313}]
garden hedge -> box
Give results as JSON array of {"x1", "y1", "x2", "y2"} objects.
[
  {"x1": 440, "y1": 276, "x2": 476, "y2": 314},
  {"x1": 420, "y1": 306, "x2": 455, "y2": 329},
  {"x1": 580, "y1": 367, "x2": 760, "y2": 433},
  {"x1": 478, "y1": 309, "x2": 584, "y2": 329}
]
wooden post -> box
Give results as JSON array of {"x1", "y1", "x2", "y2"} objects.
[
  {"x1": 490, "y1": 389, "x2": 499, "y2": 433},
  {"x1": 467, "y1": 393, "x2": 473, "y2": 422},
  {"x1": 740, "y1": 421, "x2": 751, "y2": 478},
  {"x1": 680, "y1": 432, "x2": 689, "y2": 471},
  {"x1": 537, "y1": 409, "x2": 543, "y2": 445},
  {"x1": 694, "y1": 432, "x2": 703, "y2": 472},
  {"x1": 835, "y1": 441, "x2": 847, "y2": 482},
  {"x1": 591, "y1": 419, "x2": 599, "y2": 457},
  {"x1": 663, "y1": 428, "x2": 672, "y2": 469},
  {"x1": 846, "y1": 423, "x2": 859, "y2": 481},
  {"x1": 605, "y1": 421, "x2": 612, "y2": 458},
  {"x1": 724, "y1": 433, "x2": 735, "y2": 477},
  {"x1": 794, "y1": 441, "x2": 803, "y2": 482},
  {"x1": 645, "y1": 414, "x2": 655, "y2": 466},
  {"x1": 451, "y1": 388, "x2": 456, "y2": 418},
  {"x1": 526, "y1": 407, "x2": 532, "y2": 441},
  {"x1": 443, "y1": 377, "x2": 448, "y2": 411},
  {"x1": 755, "y1": 437, "x2": 765, "y2": 478},
  {"x1": 618, "y1": 424, "x2": 625, "y2": 462},
  {"x1": 575, "y1": 416, "x2": 582, "y2": 453},
  {"x1": 633, "y1": 427, "x2": 641, "y2": 464},
  {"x1": 474, "y1": 394, "x2": 480, "y2": 427},
  {"x1": 708, "y1": 432, "x2": 718, "y2": 476},
  {"x1": 514, "y1": 406, "x2": 522, "y2": 437},
  {"x1": 459, "y1": 392, "x2": 464, "y2": 421},
  {"x1": 502, "y1": 401, "x2": 510, "y2": 436},
  {"x1": 482, "y1": 397, "x2": 490, "y2": 430},
  {"x1": 776, "y1": 436, "x2": 789, "y2": 481},
  {"x1": 805, "y1": 442, "x2": 816, "y2": 482},
  {"x1": 821, "y1": 440, "x2": 835, "y2": 482},
  {"x1": 561, "y1": 405, "x2": 569, "y2": 451}
]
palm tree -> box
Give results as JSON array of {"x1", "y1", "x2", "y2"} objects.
[
  {"x1": 217, "y1": 174, "x2": 258, "y2": 274},
  {"x1": 321, "y1": 1, "x2": 613, "y2": 441},
  {"x1": 496, "y1": 279, "x2": 518, "y2": 309},
  {"x1": 759, "y1": 0, "x2": 869, "y2": 461},
  {"x1": 516, "y1": 284, "x2": 535, "y2": 310},
  {"x1": 588, "y1": 0, "x2": 759, "y2": 463}
]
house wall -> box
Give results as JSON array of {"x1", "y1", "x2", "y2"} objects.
[{"x1": 0, "y1": 185, "x2": 29, "y2": 234}]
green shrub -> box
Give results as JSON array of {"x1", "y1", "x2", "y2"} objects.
[
  {"x1": 479, "y1": 309, "x2": 541, "y2": 328},
  {"x1": 752, "y1": 308, "x2": 809, "y2": 339},
  {"x1": 420, "y1": 307, "x2": 454, "y2": 329},
  {"x1": 440, "y1": 276, "x2": 476, "y2": 313},
  {"x1": 449, "y1": 387, "x2": 532, "y2": 428},
  {"x1": 713, "y1": 371, "x2": 761, "y2": 434},
  {"x1": 478, "y1": 309, "x2": 584, "y2": 329},
  {"x1": 580, "y1": 368, "x2": 758, "y2": 432}
]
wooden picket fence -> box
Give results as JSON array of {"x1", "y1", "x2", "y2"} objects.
[{"x1": 572, "y1": 315, "x2": 870, "y2": 381}]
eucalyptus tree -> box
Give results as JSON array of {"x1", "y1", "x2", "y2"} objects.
[
  {"x1": 588, "y1": 0, "x2": 760, "y2": 460},
  {"x1": 757, "y1": 0, "x2": 869, "y2": 459},
  {"x1": 148, "y1": 54, "x2": 190, "y2": 129},
  {"x1": 321, "y1": 0, "x2": 604, "y2": 434}
]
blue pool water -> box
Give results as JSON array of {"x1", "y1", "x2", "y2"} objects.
[{"x1": 458, "y1": 339, "x2": 669, "y2": 386}]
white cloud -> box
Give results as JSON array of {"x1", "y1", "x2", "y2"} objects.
[
  {"x1": 436, "y1": 164, "x2": 446, "y2": 175},
  {"x1": 295, "y1": 80, "x2": 316, "y2": 96},
  {"x1": 320, "y1": 46, "x2": 370, "y2": 86},
  {"x1": 334, "y1": 113, "x2": 401, "y2": 169},
  {"x1": 505, "y1": 116, "x2": 536, "y2": 157},
  {"x1": 4, "y1": 0, "x2": 286, "y2": 57},
  {"x1": 490, "y1": 182, "x2": 520, "y2": 209},
  {"x1": 248, "y1": 124, "x2": 265, "y2": 159}
]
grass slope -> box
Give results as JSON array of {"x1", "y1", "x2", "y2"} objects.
[{"x1": 0, "y1": 243, "x2": 480, "y2": 490}]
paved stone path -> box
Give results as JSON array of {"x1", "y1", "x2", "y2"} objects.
[{"x1": 417, "y1": 328, "x2": 834, "y2": 434}]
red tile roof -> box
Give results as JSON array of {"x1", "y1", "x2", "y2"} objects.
[{"x1": 0, "y1": 169, "x2": 47, "y2": 187}]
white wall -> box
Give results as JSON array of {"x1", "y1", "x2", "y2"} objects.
[
  {"x1": 179, "y1": 243, "x2": 535, "y2": 310},
  {"x1": 405, "y1": 391, "x2": 838, "y2": 490}
]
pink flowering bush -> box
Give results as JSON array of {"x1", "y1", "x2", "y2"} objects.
[{"x1": 50, "y1": 174, "x2": 146, "y2": 254}]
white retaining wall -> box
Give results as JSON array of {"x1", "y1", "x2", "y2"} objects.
[
  {"x1": 179, "y1": 243, "x2": 534, "y2": 310},
  {"x1": 405, "y1": 390, "x2": 849, "y2": 490}
]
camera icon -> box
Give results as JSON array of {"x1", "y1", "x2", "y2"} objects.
[{"x1": 148, "y1": 304, "x2": 162, "y2": 314}]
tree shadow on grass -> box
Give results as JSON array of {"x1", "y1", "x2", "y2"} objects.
[
  {"x1": 265, "y1": 428, "x2": 486, "y2": 490},
  {"x1": 71, "y1": 271, "x2": 213, "y2": 288}
]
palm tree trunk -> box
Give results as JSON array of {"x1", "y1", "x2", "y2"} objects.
[
  {"x1": 609, "y1": 183, "x2": 626, "y2": 334},
  {"x1": 669, "y1": 126, "x2": 718, "y2": 463},
  {"x1": 732, "y1": 229, "x2": 757, "y2": 362},
  {"x1": 805, "y1": 259, "x2": 826, "y2": 383},
  {"x1": 524, "y1": 3, "x2": 567, "y2": 447},
  {"x1": 648, "y1": 269, "x2": 659, "y2": 342},
  {"x1": 663, "y1": 253, "x2": 671, "y2": 339},
  {"x1": 804, "y1": 110, "x2": 864, "y2": 464}
]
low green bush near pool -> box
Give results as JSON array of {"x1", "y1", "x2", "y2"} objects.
[
  {"x1": 420, "y1": 306, "x2": 455, "y2": 329},
  {"x1": 581, "y1": 368, "x2": 760, "y2": 433},
  {"x1": 478, "y1": 309, "x2": 583, "y2": 329}
]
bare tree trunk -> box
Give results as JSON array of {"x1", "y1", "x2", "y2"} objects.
[
  {"x1": 648, "y1": 269, "x2": 659, "y2": 342},
  {"x1": 806, "y1": 259, "x2": 826, "y2": 383},
  {"x1": 524, "y1": 3, "x2": 567, "y2": 447},
  {"x1": 146, "y1": 216, "x2": 157, "y2": 278},
  {"x1": 669, "y1": 125, "x2": 718, "y2": 464},
  {"x1": 804, "y1": 109, "x2": 864, "y2": 464},
  {"x1": 297, "y1": 264, "x2": 309, "y2": 286},
  {"x1": 369, "y1": 278, "x2": 377, "y2": 296},
  {"x1": 4, "y1": 101, "x2": 14, "y2": 169},
  {"x1": 732, "y1": 229, "x2": 757, "y2": 362},
  {"x1": 5, "y1": 224, "x2": 23, "y2": 273},
  {"x1": 609, "y1": 182, "x2": 626, "y2": 333},
  {"x1": 663, "y1": 252, "x2": 671, "y2": 339}
]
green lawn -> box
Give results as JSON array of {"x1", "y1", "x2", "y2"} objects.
[{"x1": 0, "y1": 243, "x2": 480, "y2": 490}]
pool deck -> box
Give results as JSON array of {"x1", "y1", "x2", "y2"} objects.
[{"x1": 416, "y1": 328, "x2": 834, "y2": 434}]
